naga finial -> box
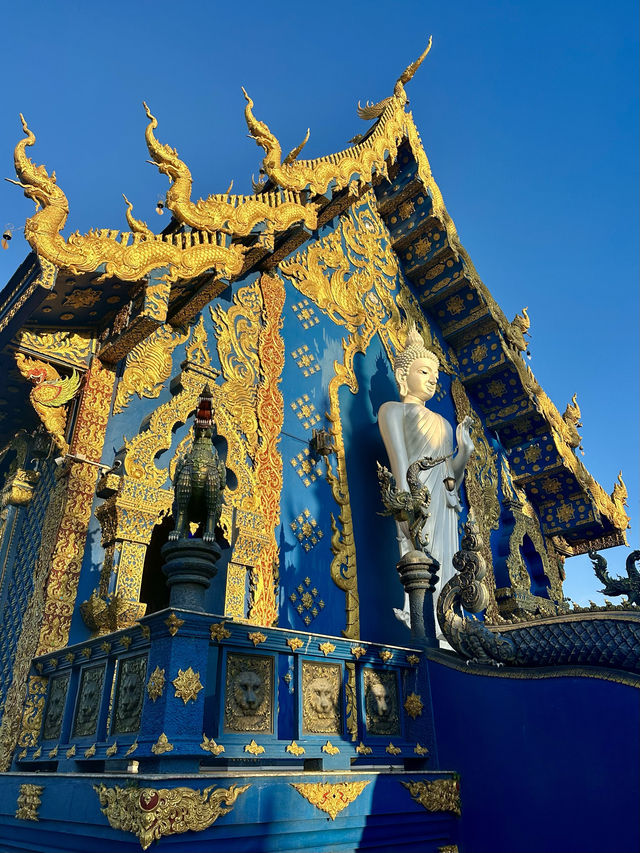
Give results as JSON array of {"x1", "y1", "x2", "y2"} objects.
[
  {"x1": 143, "y1": 101, "x2": 185, "y2": 181},
  {"x1": 242, "y1": 87, "x2": 283, "y2": 166},
  {"x1": 122, "y1": 194, "x2": 153, "y2": 236},
  {"x1": 505, "y1": 307, "x2": 531, "y2": 353},
  {"x1": 563, "y1": 393, "x2": 582, "y2": 427},
  {"x1": 358, "y1": 37, "x2": 432, "y2": 121},
  {"x1": 611, "y1": 471, "x2": 628, "y2": 508},
  {"x1": 283, "y1": 127, "x2": 310, "y2": 165}
]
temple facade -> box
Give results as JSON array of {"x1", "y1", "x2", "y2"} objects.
[{"x1": 0, "y1": 45, "x2": 636, "y2": 853}]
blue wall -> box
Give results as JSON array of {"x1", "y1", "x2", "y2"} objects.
[{"x1": 428, "y1": 657, "x2": 639, "y2": 853}]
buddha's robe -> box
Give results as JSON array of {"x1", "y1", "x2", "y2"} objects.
[{"x1": 378, "y1": 401, "x2": 462, "y2": 620}]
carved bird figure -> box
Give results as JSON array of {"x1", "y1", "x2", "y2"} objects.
[{"x1": 15, "y1": 353, "x2": 81, "y2": 452}]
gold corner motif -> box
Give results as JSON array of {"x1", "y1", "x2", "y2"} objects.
[
  {"x1": 164, "y1": 613, "x2": 184, "y2": 636},
  {"x1": 401, "y1": 779, "x2": 461, "y2": 817},
  {"x1": 290, "y1": 781, "x2": 370, "y2": 820},
  {"x1": 94, "y1": 782, "x2": 250, "y2": 850}
]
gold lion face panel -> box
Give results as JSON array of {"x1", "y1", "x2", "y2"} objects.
[
  {"x1": 112, "y1": 654, "x2": 147, "y2": 735},
  {"x1": 302, "y1": 661, "x2": 342, "y2": 735},
  {"x1": 42, "y1": 673, "x2": 70, "y2": 741},
  {"x1": 224, "y1": 654, "x2": 274, "y2": 734},
  {"x1": 72, "y1": 665, "x2": 105, "y2": 739},
  {"x1": 363, "y1": 668, "x2": 400, "y2": 736}
]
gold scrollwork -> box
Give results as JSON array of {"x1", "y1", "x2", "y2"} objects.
[
  {"x1": 401, "y1": 779, "x2": 461, "y2": 817},
  {"x1": 290, "y1": 781, "x2": 369, "y2": 820},
  {"x1": 94, "y1": 783, "x2": 250, "y2": 850},
  {"x1": 17, "y1": 328, "x2": 94, "y2": 370},
  {"x1": 15, "y1": 784, "x2": 44, "y2": 821},
  {"x1": 113, "y1": 324, "x2": 190, "y2": 414}
]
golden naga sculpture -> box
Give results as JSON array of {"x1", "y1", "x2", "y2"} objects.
[
  {"x1": 357, "y1": 36, "x2": 432, "y2": 120},
  {"x1": 562, "y1": 393, "x2": 583, "y2": 449},
  {"x1": 15, "y1": 353, "x2": 81, "y2": 453},
  {"x1": 505, "y1": 307, "x2": 531, "y2": 352},
  {"x1": 242, "y1": 39, "x2": 432, "y2": 196},
  {"x1": 7, "y1": 115, "x2": 244, "y2": 283},
  {"x1": 143, "y1": 103, "x2": 318, "y2": 236}
]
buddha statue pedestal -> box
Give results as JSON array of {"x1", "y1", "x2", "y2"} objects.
[
  {"x1": 396, "y1": 549, "x2": 439, "y2": 645},
  {"x1": 161, "y1": 538, "x2": 221, "y2": 612}
]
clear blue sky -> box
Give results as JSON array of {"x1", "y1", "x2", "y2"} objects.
[{"x1": 0, "y1": 0, "x2": 637, "y2": 605}]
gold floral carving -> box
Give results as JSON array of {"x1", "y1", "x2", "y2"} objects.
[
  {"x1": 15, "y1": 784, "x2": 44, "y2": 821},
  {"x1": 290, "y1": 781, "x2": 369, "y2": 820},
  {"x1": 401, "y1": 779, "x2": 461, "y2": 817},
  {"x1": 322, "y1": 741, "x2": 340, "y2": 755},
  {"x1": 113, "y1": 324, "x2": 190, "y2": 414},
  {"x1": 244, "y1": 739, "x2": 265, "y2": 755},
  {"x1": 66, "y1": 744, "x2": 76, "y2": 758},
  {"x1": 210, "y1": 622, "x2": 232, "y2": 642},
  {"x1": 200, "y1": 735, "x2": 225, "y2": 756},
  {"x1": 48, "y1": 745, "x2": 58, "y2": 758},
  {"x1": 10, "y1": 116, "x2": 245, "y2": 284},
  {"x1": 351, "y1": 646, "x2": 366, "y2": 659},
  {"x1": 404, "y1": 693, "x2": 424, "y2": 719},
  {"x1": 248, "y1": 631, "x2": 267, "y2": 647},
  {"x1": 106, "y1": 742, "x2": 119, "y2": 757},
  {"x1": 356, "y1": 742, "x2": 372, "y2": 755},
  {"x1": 165, "y1": 613, "x2": 184, "y2": 636},
  {"x1": 247, "y1": 276, "x2": 285, "y2": 626},
  {"x1": 125, "y1": 741, "x2": 138, "y2": 756},
  {"x1": 94, "y1": 783, "x2": 250, "y2": 850},
  {"x1": 84, "y1": 743, "x2": 97, "y2": 758},
  {"x1": 414, "y1": 743, "x2": 429, "y2": 756},
  {"x1": 151, "y1": 733, "x2": 174, "y2": 754},
  {"x1": 379, "y1": 650, "x2": 393, "y2": 663},
  {"x1": 286, "y1": 741, "x2": 305, "y2": 756},
  {"x1": 451, "y1": 378, "x2": 500, "y2": 621},
  {"x1": 386, "y1": 743, "x2": 401, "y2": 755},
  {"x1": 15, "y1": 354, "x2": 81, "y2": 453},
  {"x1": 407, "y1": 654, "x2": 420, "y2": 666},
  {"x1": 319, "y1": 642, "x2": 336, "y2": 656},
  {"x1": 286, "y1": 637, "x2": 304, "y2": 652},
  {"x1": 144, "y1": 102, "x2": 318, "y2": 237},
  {"x1": 17, "y1": 328, "x2": 94, "y2": 370},
  {"x1": 172, "y1": 667, "x2": 203, "y2": 704}
]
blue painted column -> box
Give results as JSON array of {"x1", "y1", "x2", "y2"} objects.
[{"x1": 137, "y1": 608, "x2": 211, "y2": 773}]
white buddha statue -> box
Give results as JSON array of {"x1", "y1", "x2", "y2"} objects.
[{"x1": 378, "y1": 325, "x2": 474, "y2": 638}]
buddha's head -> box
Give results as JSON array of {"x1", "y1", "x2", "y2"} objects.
[{"x1": 394, "y1": 324, "x2": 439, "y2": 403}]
